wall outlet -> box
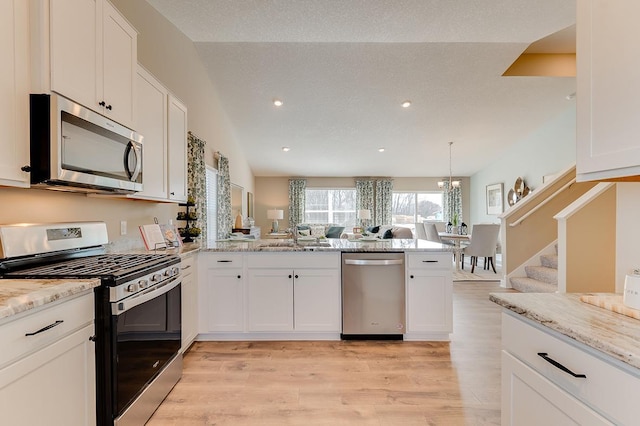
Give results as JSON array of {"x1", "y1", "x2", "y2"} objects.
[{"x1": 120, "y1": 221, "x2": 127, "y2": 235}]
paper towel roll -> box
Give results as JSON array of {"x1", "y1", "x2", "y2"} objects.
[{"x1": 623, "y1": 274, "x2": 640, "y2": 310}]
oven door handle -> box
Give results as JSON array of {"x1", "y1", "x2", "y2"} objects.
[{"x1": 112, "y1": 276, "x2": 180, "y2": 315}]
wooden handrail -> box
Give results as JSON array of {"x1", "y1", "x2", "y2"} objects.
[{"x1": 509, "y1": 178, "x2": 576, "y2": 227}]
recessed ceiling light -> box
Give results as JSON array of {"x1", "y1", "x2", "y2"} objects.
[
  {"x1": 273, "y1": 99, "x2": 283, "y2": 107},
  {"x1": 378, "y1": 148, "x2": 385, "y2": 152},
  {"x1": 282, "y1": 147, "x2": 290, "y2": 152},
  {"x1": 401, "y1": 101, "x2": 411, "y2": 108}
]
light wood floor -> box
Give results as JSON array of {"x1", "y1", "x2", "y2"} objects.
[{"x1": 148, "y1": 282, "x2": 514, "y2": 425}]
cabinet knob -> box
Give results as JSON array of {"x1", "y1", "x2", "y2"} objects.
[
  {"x1": 410, "y1": 275, "x2": 414, "y2": 279},
  {"x1": 295, "y1": 275, "x2": 299, "y2": 279},
  {"x1": 106, "y1": 104, "x2": 112, "y2": 111},
  {"x1": 21, "y1": 165, "x2": 31, "y2": 172},
  {"x1": 170, "y1": 192, "x2": 175, "y2": 195},
  {"x1": 288, "y1": 274, "x2": 292, "y2": 279},
  {"x1": 237, "y1": 275, "x2": 241, "y2": 279},
  {"x1": 89, "y1": 335, "x2": 97, "y2": 342},
  {"x1": 99, "y1": 101, "x2": 106, "y2": 107}
]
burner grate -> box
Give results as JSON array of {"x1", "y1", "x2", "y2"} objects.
[{"x1": 5, "y1": 253, "x2": 177, "y2": 279}]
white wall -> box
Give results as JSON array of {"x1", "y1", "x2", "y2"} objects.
[
  {"x1": 469, "y1": 106, "x2": 576, "y2": 225},
  {"x1": 616, "y1": 183, "x2": 640, "y2": 292}
]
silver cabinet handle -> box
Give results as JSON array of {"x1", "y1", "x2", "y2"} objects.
[{"x1": 344, "y1": 259, "x2": 403, "y2": 266}]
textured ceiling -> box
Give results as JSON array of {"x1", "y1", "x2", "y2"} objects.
[{"x1": 146, "y1": 0, "x2": 577, "y2": 177}]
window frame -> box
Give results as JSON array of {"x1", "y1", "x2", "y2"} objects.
[{"x1": 304, "y1": 187, "x2": 357, "y2": 227}]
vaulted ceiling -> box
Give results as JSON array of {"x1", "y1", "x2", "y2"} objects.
[{"x1": 147, "y1": 0, "x2": 576, "y2": 177}]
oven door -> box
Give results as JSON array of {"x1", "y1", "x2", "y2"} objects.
[{"x1": 111, "y1": 277, "x2": 181, "y2": 417}]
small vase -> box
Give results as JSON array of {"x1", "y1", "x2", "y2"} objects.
[{"x1": 452, "y1": 226, "x2": 459, "y2": 235}]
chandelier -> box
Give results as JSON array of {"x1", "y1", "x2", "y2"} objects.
[{"x1": 437, "y1": 141, "x2": 461, "y2": 190}]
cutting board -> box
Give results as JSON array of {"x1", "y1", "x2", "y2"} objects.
[{"x1": 580, "y1": 294, "x2": 640, "y2": 320}]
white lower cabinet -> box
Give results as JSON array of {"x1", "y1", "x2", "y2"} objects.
[
  {"x1": 181, "y1": 253, "x2": 198, "y2": 351},
  {"x1": 294, "y1": 268, "x2": 341, "y2": 332},
  {"x1": 199, "y1": 253, "x2": 245, "y2": 333},
  {"x1": 247, "y1": 268, "x2": 294, "y2": 331},
  {"x1": 0, "y1": 292, "x2": 96, "y2": 426},
  {"x1": 501, "y1": 312, "x2": 640, "y2": 425},
  {"x1": 405, "y1": 252, "x2": 452, "y2": 340},
  {"x1": 199, "y1": 252, "x2": 341, "y2": 339}
]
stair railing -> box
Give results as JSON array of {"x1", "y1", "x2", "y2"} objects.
[{"x1": 509, "y1": 178, "x2": 576, "y2": 227}]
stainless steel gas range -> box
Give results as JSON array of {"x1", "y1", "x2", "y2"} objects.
[{"x1": 0, "y1": 222, "x2": 182, "y2": 426}]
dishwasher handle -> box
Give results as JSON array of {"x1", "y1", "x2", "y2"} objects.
[{"x1": 344, "y1": 259, "x2": 403, "y2": 266}]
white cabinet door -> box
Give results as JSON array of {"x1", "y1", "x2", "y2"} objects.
[
  {"x1": 247, "y1": 269, "x2": 294, "y2": 331},
  {"x1": 168, "y1": 95, "x2": 188, "y2": 203},
  {"x1": 405, "y1": 253, "x2": 452, "y2": 339},
  {"x1": 294, "y1": 268, "x2": 341, "y2": 332},
  {"x1": 101, "y1": 0, "x2": 136, "y2": 128},
  {"x1": 406, "y1": 271, "x2": 452, "y2": 334},
  {"x1": 0, "y1": 324, "x2": 96, "y2": 426},
  {"x1": 181, "y1": 255, "x2": 198, "y2": 351},
  {"x1": 49, "y1": 0, "x2": 136, "y2": 128},
  {"x1": 202, "y1": 267, "x2": 244, "y2": 332},
  {"x1": 50, "y1": 0, "x2": 98, "y2": 111},
  {"x1": 502, "y1": 351, "x2": 612, "y2": 426},
  {"x1": 576, "y1": 0, "x2": 640, "y2": 181},
  {"x1": 0, "y1": 0, "x2": 29, "y2": 188},
  {"x1": 132, "y1": 66, "x2": 168, "y2": 201}
]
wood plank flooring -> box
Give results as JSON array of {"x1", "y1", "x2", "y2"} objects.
[{"x1": 148, "y1": 282, "x2": 515, "y2": 425}]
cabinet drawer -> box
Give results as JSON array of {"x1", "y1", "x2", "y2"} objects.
[
  {"x1": 204, "y1": 253, "x2": 243, "y2": 268},
  {"x1": 181, "y1": 254, "x2": 196, "y2": 276},
  {"x1": 503, "y1": 312, "x2": 640, "y2": 425},
  {"x1": 0, "y1": 292, "x2": 94, "y2": 368},
  {"x1": 406, "y1": 253, "x2": 451, "y2": 269}
]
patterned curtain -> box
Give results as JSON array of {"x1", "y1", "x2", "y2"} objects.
[
  {"x1": 442, "y1": 182, "x2": 463, "y2": 225},
  {"x1": 355, "y1": 179, "x2": 374, "y2": 227},
  {"x1": 187, "y1": 132, "x2": 207, "y2": 243},
  {"x1": 288, "y1": 179, "x2": 306, "y2": 228},
  {"x1": 375, "y1": 179, "x2": 393, "y2": 225},
  {"x1": 216, "y1": 155, "x2": 232, "y2": 238}
]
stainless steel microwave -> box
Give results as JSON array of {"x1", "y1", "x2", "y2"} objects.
[{"x1": 28, "y1": 93, "x2": 143, "y2": 194}]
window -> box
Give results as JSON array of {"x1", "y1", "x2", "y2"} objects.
[
  {"x1": 205, "y1": 166, "x2": 217, "y2": 246},
  {"x1": 305, "y1": 188, "x2": 356, "y2": 226},
  {"x1": 392, "y1": 192, "x2": 444, "y2": 231}
]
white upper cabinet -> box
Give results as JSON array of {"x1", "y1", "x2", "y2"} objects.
[
  {"x1": 168, "y1": 95, "x2": 188, "y2": 203},
  {"x1": 0, "y1": 0, "x2": 30, "y2": 188},
  {"x1": 132, "y1": 66, "x2": 168, "y2": 201},
  {"x1": 131, "y1": 66, "x2": 188, "y2": 203},
  {"x1": 49, "y1": 0, "x2": 137, "y2": 129},
  {"x1": 576, "y1": 0, "x2": 640, "y2": 181}
]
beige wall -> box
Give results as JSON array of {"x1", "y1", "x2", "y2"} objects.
[
  {"x1": 254, "y1": 176, "x2": 471, "y2": 233},
  {"x1": 0, "y1": 1, "x2": 255, "y2": 245}
]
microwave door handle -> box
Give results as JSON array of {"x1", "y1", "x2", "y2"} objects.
[{"x1": 124, "y1": 141, "x2": 142, "y2": 182}]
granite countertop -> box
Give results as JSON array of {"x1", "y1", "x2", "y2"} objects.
[
  {"x1": 203, "y1": 238, "x2": 453, "y2": 252},
  {"x1": 490, "y1": 292, "x2": 640, "y2": 370},
  {"x1": 0, "y1": 278, "x2": 101, "y2": 322}
]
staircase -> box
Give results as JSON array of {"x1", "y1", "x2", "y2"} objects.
[{"x1": 509, "y1": 246, "x2": 558, "y2": 293}]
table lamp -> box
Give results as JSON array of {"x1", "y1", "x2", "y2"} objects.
[{"x1": 267, "y1": 209, "x2": 284, "y2": 233}]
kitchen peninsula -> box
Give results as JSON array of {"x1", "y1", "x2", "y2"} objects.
[{"x1": 199, "y1": 238, "x2": 453, "y2": 342}]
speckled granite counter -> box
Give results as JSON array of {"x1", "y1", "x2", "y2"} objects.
[
  {"x1": 203, "y1": 238, "x2": 452, "y2": 252},
  {"x1": 0, "y1": 278, "x2": 101, "y2": 321},
  {"x1": 490, "y1": 292, "x2": 640, "y2": 370}
]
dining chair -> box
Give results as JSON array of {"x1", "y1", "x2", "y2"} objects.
[
  {"x1": 414, "y1": 222, "x2": 428, "y2": 240},
  {"x1": 424, "y1": 223, "x2": 443, "y2": 243},
  {"x1": 461, "y1": 224, "x2": 500, "y2": 273}
]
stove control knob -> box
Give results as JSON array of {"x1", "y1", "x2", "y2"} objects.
[
  {"x1": 163, "y1": 269, "x2": 172, "y2": 277},
  {"x1": 126, "y1": 283, "x2": 138, "y2": 293},
  {"x1": 138, "y1": 279, "x2": 148, "y2": 289},
  {"x1": 150, "y1": 273, "x2": 162, "y2": 283},
  {"x1": 172, "y1": 267, "x2": 180, "y2": 276}
]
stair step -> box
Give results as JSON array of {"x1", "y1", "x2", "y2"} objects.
[
  {"x1": 540, "y1": 254, "x2": 558, "y2": 269},
  {"x1": 525, "y1": 265, "x2": 558, "y2": 284},
  {"x1": 510, "y1": 276, "x2": 557, "y2": 293}
]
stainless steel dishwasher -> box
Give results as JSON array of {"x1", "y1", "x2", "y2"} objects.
[{"x1": 341, "y1": 252, "x2": 405, "y2": 339}]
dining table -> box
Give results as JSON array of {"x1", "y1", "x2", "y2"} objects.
[{"x1": 439, "y1": 232, "x2": 470, "y2": 271}]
